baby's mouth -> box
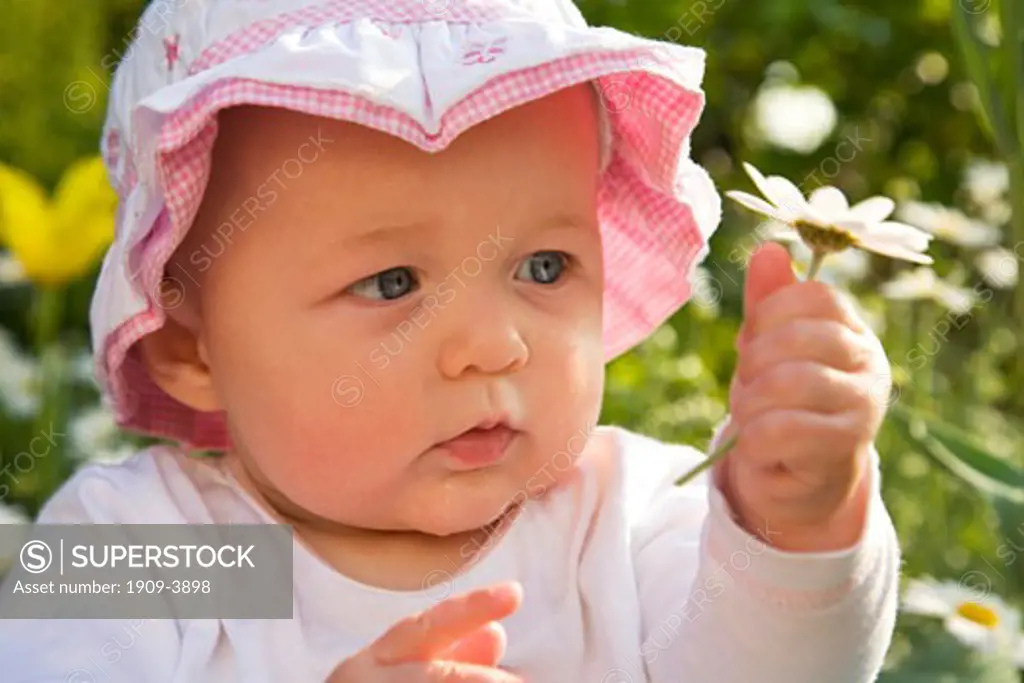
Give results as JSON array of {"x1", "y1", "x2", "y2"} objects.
[{"x1": 435, "y1": 420, "x2": 519, "y2": 470}]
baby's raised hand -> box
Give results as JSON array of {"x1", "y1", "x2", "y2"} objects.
[
  {"x1": 327, "y1": 582, "x2": 524, "y2": 682},
  {"x1": 721, "y1": 243, "x2": 888, "y2": 553}
]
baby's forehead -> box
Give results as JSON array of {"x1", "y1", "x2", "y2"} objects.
[
  {"x1": 209, "y1": 84, "x2": 606, "y2": 170},
  {"x1": 180, "y1": 87, "x2": 604, "y2": 264}
]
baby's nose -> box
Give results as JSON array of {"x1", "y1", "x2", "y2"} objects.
[{"x1": 437, "y1": 318, "x2": 529, "y2": 379}]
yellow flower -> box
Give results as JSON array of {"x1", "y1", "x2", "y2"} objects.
[{"x1": 0, "y1": 158, "x2": 116, "y2": 287}]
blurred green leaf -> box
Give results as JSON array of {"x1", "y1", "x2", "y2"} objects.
[
  {"x1": 951, "y1": 0, "x2": 1016, "y2": 158},
  {"x1": 888, "y1": 403, "x2": 1024, "y2": 503}
]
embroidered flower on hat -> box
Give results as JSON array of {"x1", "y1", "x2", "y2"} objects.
[
  {"x1": 164, "y1": 33, "x2": 181, "y2": 72},
  {"x1": 103, "y1": 127, "x2": 121, "y2": 172},
  {"x1": 372, "y1": 20, "x2": 405, "y2": 40},
  {"x1": 462, "y1": 37, "x2": 508, "y2": 65}
]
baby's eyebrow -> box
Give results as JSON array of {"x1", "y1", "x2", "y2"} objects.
[{"x1": 337, "y1": 219, "x2": 441, "y2": 249}]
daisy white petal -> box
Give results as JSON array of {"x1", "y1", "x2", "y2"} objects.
[
  {"x1": 860, "y1": 238, "x2": 935, "y2": 265},
  {"x1": 725, "y1": 190, "x2": 790, "y2": 222},
  {"x1": 763, "y1": 175, "x2": 809, "y2": 217},
  {"x1": 902, "y1": 577, "x2": 954, "y2": 617},
  {"x1": 808, "y1": 186, "x2": 850, "y2": 215},
  {"x1": 741, "y1": 163, "x2": 778, "y2": 208},
  {"x1": 946, "y1": 616, "x2": 1000, "y2": 651},
  {"x1": 849, "y1": 196, "x2": 896, "y2": 223},
  {"x1": 873, "y1": 221, "x2": 935, "y2": 252},
  {"x1": 834, "y1": 220, "x2": 934, "y2": 265}
]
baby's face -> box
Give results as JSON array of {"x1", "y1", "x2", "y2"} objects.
[{"x1": 175, "y1": 86, "x2": 605, "y2": 535}]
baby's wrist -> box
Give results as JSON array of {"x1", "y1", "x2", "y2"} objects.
[{"x1": 716, "y1": 453, "x2": 874, "y2": 554}]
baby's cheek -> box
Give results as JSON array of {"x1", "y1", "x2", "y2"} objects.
[{"x1": 524, "y1": 326, "x2": 605, "y2": 478}]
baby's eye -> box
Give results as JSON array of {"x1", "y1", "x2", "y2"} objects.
[
  {"x1": 515, "y1": 251, "x2": 570, "y2": 285},
  {"x1": 347, "y1": 267, "x2": 419, "y2": 301}
]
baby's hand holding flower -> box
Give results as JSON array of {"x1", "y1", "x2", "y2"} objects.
[
  {"x1": 674, "y1": 161, "x2": 936, "y2": 553},
  {"x1": 717, "y1": 243, "x2": 889, "y2": 553}
]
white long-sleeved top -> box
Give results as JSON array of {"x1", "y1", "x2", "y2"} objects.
[{"x1": 0, "y1": 426, "x2": 900, "y2": 682}]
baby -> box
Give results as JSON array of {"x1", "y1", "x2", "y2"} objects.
[{"x1": 0, "y1": 0, "x2": 901, "y2": 681}]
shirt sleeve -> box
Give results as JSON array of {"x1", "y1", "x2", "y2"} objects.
[
  {"x1": 627, "y1": 430, "x2": 901, "y2": 683},
  {"x1": 0, "y1": 458, "x2": 191, "y2": 683}
]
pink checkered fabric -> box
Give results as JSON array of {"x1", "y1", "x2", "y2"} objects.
[{"x1": 93, "y1": 0, "x2": 721, "y2": 449}]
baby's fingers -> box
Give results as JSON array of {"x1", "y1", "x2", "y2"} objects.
[
  {"x1": 329, "y1": 659, "x2": 523, "y2": 683},
  {"x1": 371, "y1": 582, "x2": 523, "y2": 665},
  {"x1": 418, "y1": 661, "x2": 523, "y2": 682},
  {"x1": 440, "y1": 622, "x2": 508, "y2": 666}
]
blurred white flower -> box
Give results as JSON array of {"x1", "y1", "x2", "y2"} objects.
[
  {"x1": 0, "y1": 251, "x2": 27, "y2": 286},
  {"x1": 976, "y1": 248, "x2": 1019, "y2": 290},
  {"x1": 0, "y1": 329, "x2": 40, "y2": 418},
  {"x1": 880, "y1": 267, "x2": 976, "y2": 314},
  {"x1": 727, "y1": 163, "x2": 933, "y2": 265},
  {"x1": 981, "y1": 199, "x2": 1013, "y2": 227},
  {"x1": 69, "y1": 403, "x2": 133, "y2": 465},
  {"x1": 69, "y1": 347, "x2": 99, "y2": 388},
  {"x1": 0, "y1": 503, "x2": 29, "y2": 574},
  {"x1": 897, "y1": 201, "x2": 1000, "y2": 249},
  {"x1": 751, "y1": 84, "x2": 837, "y2": 154},
  {"x1": 902, "y1": 577, "x2": 1022, "y2": 659},
  {"x1": 963, "y1": 160, "x2": 1010, "y2": 207}
]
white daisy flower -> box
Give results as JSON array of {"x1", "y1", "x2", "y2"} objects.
[
  {"x1": 897, "y1": 201, "x2": 1001, "y2": 249},
  {"x1": 963, "y1": 159, "x2": 1010, "y2": 207},
  {"x1": 0, "y1": 329, "x2": 40, "y2": 418},
  {"x1": 726, "y1": 162, "x2": 934, "y2": 269},
  {"x1": 0, "y1": 503, "x2": 29, "y2": 575},
  {"x1": 69, "y1": 403, "x2": 132, "y2": 465},
  {"x1": 975, "y1": 248, "x2": 1019, "y2": 290},
  {"x1": 751, "y1": 84, "x2": 837, "y2": 154},
  {"x1": 902, "y1": 577, "x2": 1023, "y2": 659},
  {"x1": 879, "y1": 267, "x2": 976, "y2": 314}
]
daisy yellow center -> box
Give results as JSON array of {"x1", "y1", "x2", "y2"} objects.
[
  {"x1": 794, "y1": 219, "x2": 858, "y2": 253},
  {"x1": 955, "y1": 601, "x2": 1000, "y2": 629}
]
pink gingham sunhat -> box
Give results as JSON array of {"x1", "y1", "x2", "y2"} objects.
[{"x1": 91, "y1": 0, "x2": 721, "y2": 450}]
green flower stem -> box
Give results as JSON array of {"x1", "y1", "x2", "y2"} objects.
[
  {"x1": 805, "y1": 249, "x2": 827, "y2": 281},
  {"x1": 30, "y1": 285, "x2": 67, "y2": 498},
  {"x1": 675, "y1": 248, "x2": 825, "y2": 487},
  {"x1": 1010, "y1": 160, "x2": 1024, "y2": 414},
  {"x1": 676, "y1": 432, "x2": 737, "y2": 487}
]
